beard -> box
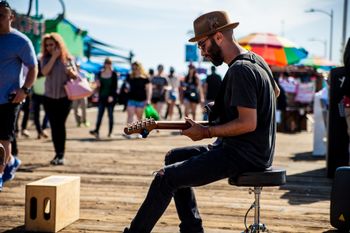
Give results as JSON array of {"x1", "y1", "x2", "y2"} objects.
[{"x1": 207, "y1": 38, "x2": 224, "y2": 66}]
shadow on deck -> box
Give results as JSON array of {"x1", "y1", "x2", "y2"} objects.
[
  {"x1": 3, "y1": 226, "x2": 25, "y2": 233},
  {"x1": 280, "y1": 150, "x2": 332, "y2": 205}
]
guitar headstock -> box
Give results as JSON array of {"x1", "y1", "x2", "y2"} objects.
[{"x1": 124, "y1": 118, "x2": 157, "y2": 138}]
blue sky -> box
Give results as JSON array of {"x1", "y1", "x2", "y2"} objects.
[{"x1": 9, "y1": 0, "x2": 349, "y2": 76}]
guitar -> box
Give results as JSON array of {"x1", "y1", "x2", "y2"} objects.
[{"x1": 124, "y1": 118, "x2": 209, "y2": 138}]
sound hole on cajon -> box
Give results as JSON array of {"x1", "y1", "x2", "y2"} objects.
[
  {"x1": 44, "y1": 198, "x2": 51, "y2": 220},
  {"x1": 29, "y1": 197, "x2": 37, "y2": 220}
]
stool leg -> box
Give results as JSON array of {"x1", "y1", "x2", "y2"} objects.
[
  {"x1": 243, "y1": 187, "x2": 269, "y2": 233},
  {"x1": 254, "y1": 187, "x2": 261, "y2": 226}
]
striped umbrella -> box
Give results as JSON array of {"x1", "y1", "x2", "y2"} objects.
[
  {"x1": 297, "y1": 55, "x2": 338, "y2": 71},
  {"x1": 238, "y1": 33, "x2": 308, "y2": 66}
]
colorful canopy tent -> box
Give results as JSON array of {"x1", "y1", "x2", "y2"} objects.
[
  {"x1": 79, "y1": 60, "x2": 129, "y2": 76},
  {"x1": 11, "y1": 0, "x2": 84, "y2": 57},
  {"x1": 13, "y1": 14, "x2": 132, "y2": 64},
  {"x1": 238, "y1": 33, "x2": 308, "y2": 67},
  {"x1": 11, "y1": 13, "x2": 45, "y2": 54},
  {"x1": 45, "y1": 19, "x2": 133, "y2": 63},
  {"x1": 296, "y1": 56, "x2": 338, "y2": 71},
  {"x1": 45, "y1": 17, "x2": 87, "y2": 57},
  {"x1": 13, "y1": 13, "x2": 87, "y2": 57},
  {"x1": 12, "y1": 0, "x2": 133, "y2": 66},
  {"x1": 84, "y1": 36, "x2": 133, "y2": 64},
  {"x1": 84, "y1": 35, "x2": 121, "y2": 50}
]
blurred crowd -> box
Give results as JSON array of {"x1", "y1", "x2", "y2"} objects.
[{"x1": 16, "y1": 57, "x2": 224, "y2": 141}]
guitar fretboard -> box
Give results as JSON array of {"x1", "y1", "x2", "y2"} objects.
[{"x1": 156, "y1": 121, "x2": 209, "y2": 130}]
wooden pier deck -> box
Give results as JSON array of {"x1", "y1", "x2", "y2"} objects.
[{"x1": 0, "y1": 107, "x2": 337, "y2": 232}]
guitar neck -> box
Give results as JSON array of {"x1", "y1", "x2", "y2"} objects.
[
  {"x1": 124, "y1": 120, "x2": 210, "y2": 137},
  {"x1": 155, "y1": 121, "x2": 209, "y2": 130}
]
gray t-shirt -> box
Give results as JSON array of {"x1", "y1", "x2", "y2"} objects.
[
  {"x1": 151, "y1": 75, "x2": 168, "y2": 99},
  {"x1": 42, "y1": 56, "x2": 70, "y2": 99},
  {"x1": 219, "y1": 52, "x2": 276, "y2": 168},
  {"x1": 0, "y1": 29, "x2": 37, "y2": 104}
]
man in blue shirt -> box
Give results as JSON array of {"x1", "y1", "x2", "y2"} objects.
[{"x1": 0, "y1": 1, "x2": 38, "y2": 191}]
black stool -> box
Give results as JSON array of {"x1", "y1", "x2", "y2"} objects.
[{"x1": 228, "y1": 167, "x2": 286, "y2": 233}]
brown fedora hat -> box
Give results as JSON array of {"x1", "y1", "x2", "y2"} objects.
[{"x1": 189, "y1": 11, "x2": 239, "y2": 42}]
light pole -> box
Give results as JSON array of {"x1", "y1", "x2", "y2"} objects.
[
  {"x1": 341, "y1": 0, "x2": 348, "y2": 56},
  {"x1": 305, "y1": 8, "x2": 333, "y2": 61},
  {"x1": 309, "y1": 38, "x2": 327, "y2": 58}
]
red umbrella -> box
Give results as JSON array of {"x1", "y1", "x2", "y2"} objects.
[{"x1": 238, "y1": 33, "x2": 308, "y2": 67}]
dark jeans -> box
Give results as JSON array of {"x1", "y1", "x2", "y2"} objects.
[
  {"x1": 94, "y1": 97, "x2": 115, "y2": 135},
  {"x1": 11, "y1": 137, "x2": 18, "y2": 156},
  {"x1": 15, "y1": 96, "x2": 31, "y2": 132},
  {"x1": 32, "y1": 94, "x2": 49, "y2": 134},
  {"x1": 21, "y1": 95, "x2": 31, "y2": 130},
  {"x1": 43, "y1": 96, "x2": 71, "y2": 159},
  {"x1": 128, "y1": 144, "x2": 262, "y2": 233},
  {"x1": 0, "y1": 103, "x2": 20, "y2": 141}
]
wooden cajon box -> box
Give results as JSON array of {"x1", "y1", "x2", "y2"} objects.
[{"x1": 25, "y1": 176, "x2": 80, "y2": 232}]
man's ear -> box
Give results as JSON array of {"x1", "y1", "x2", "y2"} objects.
[{"x1": 214, "y1": 32, "x2": 224, "y2": 45}]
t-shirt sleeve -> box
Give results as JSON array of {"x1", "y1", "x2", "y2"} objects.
[
  {"x1": 226, "y1": 65, "x2": 257, "y2": 109},
  {"x1": 19, "y1": 38, "x2": 37, "y2": 68}
]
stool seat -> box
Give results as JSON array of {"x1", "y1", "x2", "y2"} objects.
[{"x1": 229, "y1": 167, "x2": 286, "y2": 187}]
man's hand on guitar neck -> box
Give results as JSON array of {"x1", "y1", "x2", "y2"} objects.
[{"x1": 182, "y1": 117, "x2": 212, "y2": 141}]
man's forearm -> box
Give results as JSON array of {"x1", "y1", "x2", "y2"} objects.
[{"x1": 208, "y1": 107, "x2": 257, "y2": 138}]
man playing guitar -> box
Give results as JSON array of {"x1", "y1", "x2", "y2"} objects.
[{"x1": 123, "y1": 11, "x2": 279, "y2": 233}]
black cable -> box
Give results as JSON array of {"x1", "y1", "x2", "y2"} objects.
[{"x1": 244, "y1": 201, "x2": 255, "y2": 232}]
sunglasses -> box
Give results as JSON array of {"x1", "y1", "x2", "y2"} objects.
[
  {"x1": 197, "y1": 37, "x2": 209, "y2": 50},
  {"x1": 197, "y1": 33, "x2": 217, "y2": 50}
]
